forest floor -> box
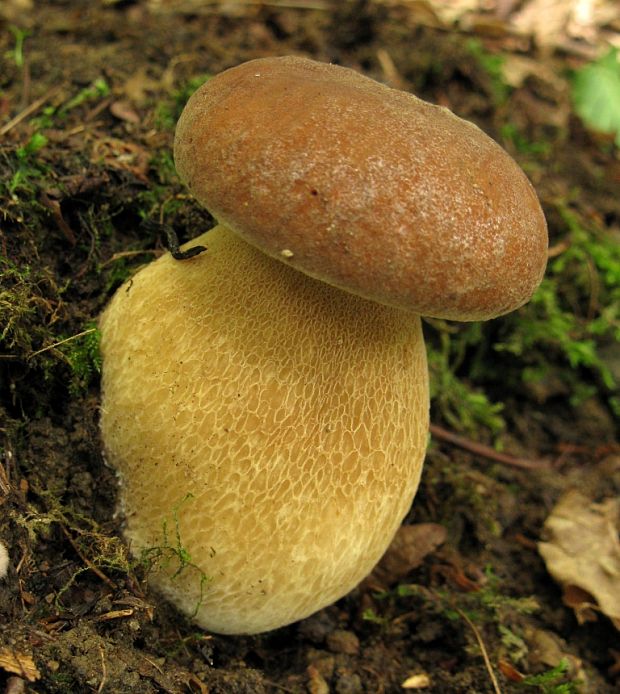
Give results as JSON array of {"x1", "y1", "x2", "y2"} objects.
[{"x1": 0, "y1": 1, "x2": 619, "y2": 693}]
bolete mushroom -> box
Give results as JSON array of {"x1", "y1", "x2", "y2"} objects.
[{"x1": 99, "y1": 56, "x2": 547, "y2": 635}]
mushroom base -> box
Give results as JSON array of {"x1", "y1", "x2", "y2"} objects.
[{"x1": 99, "y1": 224, "x2": 430, "y2": 634}]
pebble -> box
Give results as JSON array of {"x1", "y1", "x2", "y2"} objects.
[{"x1": 326, "y1": 630, "x2": 360, "y2": 656}]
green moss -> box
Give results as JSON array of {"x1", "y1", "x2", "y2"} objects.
[
  {"x1": 368, "y1": 569, "x2": 580, "y2": 693},
  {"x1": 154, "y1": 73, "x2": 211, "y2": 131},
  {"x1": 57, "y1": 323, "x2": 102, "y2": 396},
  {"x1": 47, "y1": 670, "x2": 79, "y2": 693},
  {"x1": 495, "y1": 204, "x2": 620, "y2": 413},
  {"x1": 139, "y1": 494, "x2": 211, "y2": 618},
  {"x1": 427, "y1": 201, "x2": 620, "y2": 433},
  {"x1": 0, "y1": 255, "x2": 62, "y2": 360},
  {"x1": 1, "y1": 132, "x2": 51, "y2": 203},
  {"x1": 466, "y1": 38, "x2": 509, "y2": 105},
  {"x1": 519, "y1": 660, "x2": 581, "y2": 693},
  {"x1": 58, "y1": 78, "x2": 110, "y2": 117},
  {"x1": 13, "y1": 490, "x2": 132, "y2": 610},
  {"x1": 427, "y1": 323, "x2": 506, "y2": 436},
  {"x1": 500, "y1": 123, "x2": 552, "y2": 157}
]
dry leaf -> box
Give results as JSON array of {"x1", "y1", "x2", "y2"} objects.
[
  {"x1": 91, "y1": 138, "x2": 150, "y2": 182},
  {"x1": 122, "y1": 67, "x2": 160, "y2": 106},
  {"x1": 501, "y1": 54, "x2": 567, "y2": 91},
  {"x1": 538, "y1": 489, "x2": 620, "y2": 629},
  {"x1": 370, "y1": 523, "x2": 447, "y2": 586},
  {"x1": 402, "y1": 672, "x2": 431, "y2": 688},
  {"x1": 426, "y1": 0, "x2": 482, "y2": 24},
  {"x1": 498, "y1": 658, "x2": 525, "y2": 683},
  {"x1": 0, "y1": 649, "x2": 41, "y2": 682},
  {"x1": 307, "y1": 664, "x2": 330, "y2": 694},
  {"x1": 110, "y1": 100, "x2": 141, "y2": 124},
  {"x1": 513, "y1": 0, "x2": 620, "y2": 48},
  {"x1": 0, "y1": 0, "x2": 33, "y2": 23},
  {"x1": 561, "y1": 584, "x2": 600, "y2": 625}
]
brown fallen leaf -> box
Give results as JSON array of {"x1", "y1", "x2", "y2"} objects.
[
  {"x1": 369, "y1": 523, "x2": 447, "y2": 587},
  {"x1": 0, "y1": 648, "x2": 40, "y2": 682},
  {"x1": 91, "y1": 137, "x2": 150, "y2": 182},
  {"x1": 307, "y1": 664, "x2": 330, "y2": 694},
  {"x1": 122, "y1": 67, "x2": 160, "y2": 106},
  {"x1": 609, "y1": 648, "x2": 620, "y2": 677},
  {"x1": 498, "y1": 658, "x2": 525, "y2": 683},
  {"x1": 500, "y1": 53, "x2": 567, "y2": 92},
  {"x1": 401, "y1": 672, "x2": 431, "y2": 689},
  {"x1": 512, "y1": 0, "x2": 620, "y2": 48},
  {"x1": 0, "y1": 0, "x2": 34, "y2": 23},
  {"x1": 110, "y1": 100, "x2": 141, "y2": 124},
  {"x1": 522, "y1": 625, "x2": 588, "y2": 685},
  {"x1": 538, "y1": 489, "x2": 620, "y2": 629},
  {"x1": 561, "y1": 584, "x2": 600, "y2": 625}
]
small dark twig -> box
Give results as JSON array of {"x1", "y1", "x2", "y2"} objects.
[
  {"x1": 430, "y1": 423, "x2": 549, "y2": 470},
  {"x1": 455, "y1": 607, "x2": 503, "y2": 694},
  {"x1": 140, "y1": 219, "x2": 207, "y2": 260}
]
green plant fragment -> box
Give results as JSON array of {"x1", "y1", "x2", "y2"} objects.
[{"x1": 572, "y1": 48, "x2": 620, "y2": 145}]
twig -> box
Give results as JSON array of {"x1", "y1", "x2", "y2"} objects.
[
  {"x1": 95, "y1": 608, "x2": 134, "y2": 622},
  {"x1": 100, "y1": 249, "x2": 161, "y2": 267},
  {"x1": 97, "y1": 645, "x2": 107, "y2": 694},
  {"x1": 456, "y1": 608, "x2": 503, "y2": 694},
  {"x1": 59, "y1": 525, "x2": 116, "y2": 589},
  {"x1": 204, "y1": 0, "x2": 327, "y2": 8},
  {"x1": 151, "y1": 0, "x2": 327, "y2": 13},
  {"x1": 429, "y1": 423, "x2": 549, "y2": 470},
  {"x1": 376, "y1": 48, "x2": 405, "y2": 89},
  {"x1": 0, "y1": 87, "x2": 60, "y2": 137},
  {"x1": 28, "y1": 328, "x2": 97, "y2": 360},
  {"x1": 547, "y1": 239, "x2": 571, "y2": 258},
  {"x1": 0, "y1": 454, "x2": 11, "y2": 497},
  {"x1": 260, "y1": 680, "x2": 298, "y2": 693},
  {"x1": 140, "y1": 219, "x2": 207, "y2": 260}
]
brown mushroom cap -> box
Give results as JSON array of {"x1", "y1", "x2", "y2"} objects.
[{"x1": 174, "y1": 55, "x2": 548, "y2": 321}]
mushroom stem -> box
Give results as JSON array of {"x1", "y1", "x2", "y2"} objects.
[{"x1": 100, "y1": 223, "x2": 430, "y2": 634}]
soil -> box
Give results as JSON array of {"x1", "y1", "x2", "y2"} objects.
[{"x1": 1, "y1": 2, "x2": 619, "y2": 693}]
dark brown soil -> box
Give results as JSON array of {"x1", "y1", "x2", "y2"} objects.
[{"x1": 1, "y1": 2, "x2": 619, "y2": 693}]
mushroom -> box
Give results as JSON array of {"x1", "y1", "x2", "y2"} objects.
[
  {"x1": 0, "y1": 541, "x2": 8, "y2": 580},
  {"x1": 99, "y1": 56, "x2": 547, "y2": 635}
]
